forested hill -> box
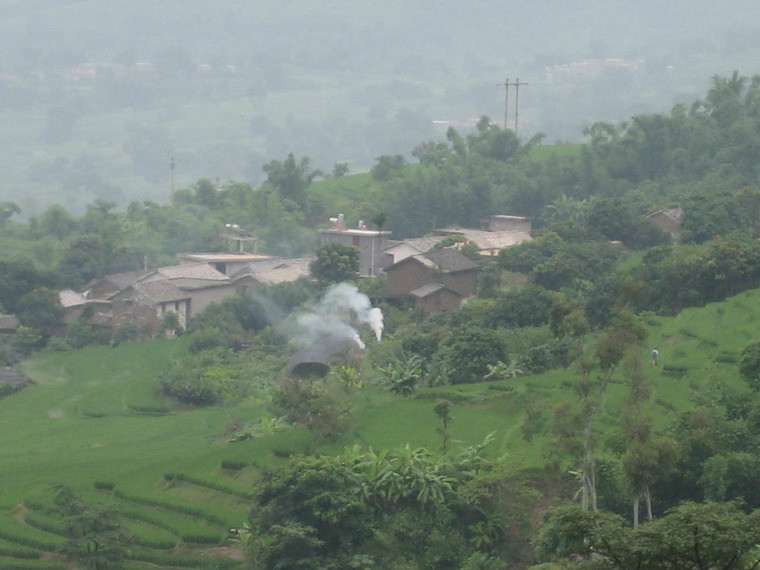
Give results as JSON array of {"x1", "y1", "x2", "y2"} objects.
[
  {"x1": 4, "y1": 72, "x2": 760, "y2": 271},
  {"x1": 1, "y1": 1, "x2": 759, "y2": 214}
]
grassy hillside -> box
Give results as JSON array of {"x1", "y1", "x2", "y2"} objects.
[{"x1": 1, "y1": 288, "x2": 758, "y2": 566}]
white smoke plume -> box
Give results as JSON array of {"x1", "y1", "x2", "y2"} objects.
[{"x1": 291, "y1": 283, "x2": 383, "y2": 348}]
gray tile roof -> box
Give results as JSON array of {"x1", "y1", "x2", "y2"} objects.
[
  {"x1": 409, "y1": 283, "x2": 460, "y2": 298},
  {"x1": 230, "y1": 257, "x2": 314, "y2": 283},
  {"x1": 0, "y1": 315, "x2": 18, "y2": 331},
  {"x1": 154, "y1": 263, "x2": 230, "y2": 281},
  {"x1": 59, "y1": 289, "x2": 87, "y2": 307},
  {"x1": 134, "y1": 281, "x2": 190, "y2": 303},
  {"x1": 85, "y1": 269, "x2": 151, "y2": 292},
  {"x1": 434, "y1": 228, "x2": 532, "y2": 250},
  {"x1": 419, "y1": 248, "x2": 480, "y2": 273},
  {"x1": 383, "y1": 235, "x2": 445, "y2": 254}
]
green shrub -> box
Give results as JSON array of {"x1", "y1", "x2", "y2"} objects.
[
  {"x1": 0, "y1": 545, "x2": 40, "y2": 559},
  {"x1": 0, "y1": 560, "x2": 66, "y2": 570},
  {"x1": 430, "y1": 327, "x2": 507, "y2": 384},
  {"x1": 127, "y1": 403, "x2": 169, "y2": 415},
  {"x1": 662, "y1": 365, "x2": 688, "y2": 378}
]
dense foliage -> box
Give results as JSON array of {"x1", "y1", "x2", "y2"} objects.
[{"x1": 248, "y1": 441, "x2": 534, "y2": 570}]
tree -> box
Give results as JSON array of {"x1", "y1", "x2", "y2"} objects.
[
  {"x1": 434, "y1": 399, "x2": 453, "y2": 453},
  {"x1": 0, "y1": 260, "x2": 60, "y2": 314},
  {"x1": 15, "y1": 287, "x2": 63, "y2": 338},
  {"x1": 262, "y1": 153, "x2": 319, "y2": 208},
  {"x1": 331, "y1": 162, "x2": 349, "y2": 178},
  {"x1": 487, "y1": 284, "x2": 554, "y2": 328},
  {"x1": 638, "y1": 502, "x2": 760, "y2": 570},
  {"x1": 247, "y1": 443, "x2": 534, "y2": 570},
  {"x1": 0, "y1": 201, "x2": 20, "y2": 224},
  {"x1": 53, "y1": 484, "x2": 129, "y2": 570},
  {"x1": 537, "y1": 502, "x2": 760, "y2": 570},
  {"x1": 370, "y1": 154, "x2": 407, "y2": 181},
  {"x1": 309, "y1": 243, "x2": 359, "y2": 285},
  {"x1": 248, "y1": 455, "x2": 372, "y2": 570},
  {"x1": 431, "y1": 326, "x2": 507, "y2": 384}
]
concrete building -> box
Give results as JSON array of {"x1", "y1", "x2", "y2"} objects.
[{"x1": 319, "y1": 215, "x2": 391, "y2": 277}]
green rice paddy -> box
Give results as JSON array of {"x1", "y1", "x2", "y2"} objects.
[{"x1": 0, "y1": 289, "x2": 758, "y2": 566}]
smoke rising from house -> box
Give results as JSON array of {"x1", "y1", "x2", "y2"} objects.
[{"x1": 292, "y1": 283, "x2": 384, "y2": 348}]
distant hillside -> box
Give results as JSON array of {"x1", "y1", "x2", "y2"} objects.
[{"x1": 1, "y1": 1, "x2": 759, "y2": 214}]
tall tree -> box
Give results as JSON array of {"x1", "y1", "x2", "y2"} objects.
[
  {"x1": 309, "y1": 243, "x2": 359, "y2": 285},
  {"x1": 262, "y1": 153, "x2": 319, "y2": 208}
]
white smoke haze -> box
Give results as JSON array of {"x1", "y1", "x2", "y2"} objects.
[
  {"x1": 368, "y1": 307, "x2": 384, "y2": 342},
  {"x1": 289, "y1": 283, "x2": 383, "y2": 348},
  {"x1": 247, "y1": 291, "x2": 285, "y2": 325}
]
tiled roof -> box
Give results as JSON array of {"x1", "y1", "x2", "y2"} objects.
[
  {"x1": 647, "y1": 208, "x2": 683, "y2": 224},
  {"x1": 419, "y1": 248, "x2": 480, "y2": 273},
  {"x1": 59, "y1": 289, "x2": 87, "y2": 307},
  {"x1": 154, "y1": 263, "x2": 230, "y2": 281},
  {"x1": 383, "y1": 235, "x2": 445, "y2": 254},
  {"x1": 435, "y1": 228, "x2": 532, "y2": 250},
  {"x1": 134, "y1": 281, "x2": 190, "y2": 303},
  {"x1": 230, "y1": 257, "x2": 314, "y2": 282},
  {"x1": 409, "y1": 283, "x2": 460, "y2": 298},
  {"x1": 243, "y1": 264, "x2": 311, "y2": 285},
  {"x1": 0, "y1": 315, "x2": 18, "y2": 330},
  {"x1": 85, "y1": 269, "x2": 151, "y2": 292},
  {"x1": 166, "y1": 278, "x2": 235, "y2": 291}
]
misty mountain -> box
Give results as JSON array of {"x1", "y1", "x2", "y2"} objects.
[{"x1": 1, "y1": 0, "x2": 759, "y2": 214}]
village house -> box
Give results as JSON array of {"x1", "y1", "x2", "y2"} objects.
[
  {"x1": 82, "y1": 269, "x2": 152, "y2": 300},
  {"x1": 319, "y1": 214, "x2": 391, "y2": 277},
  {"x1": 382, "y1": 235, "x2": 447, "y2": 268},
  {"x1": 646, "y1": 207, "x2": 683, "y2": 239},
  {"x1": 231, "y1": 257, "x2": 314, "y2": 290},
  {"x1": 384, "y1": 248, "x2": 480, "y2": 313},
  {"x1": 65, "y1": 262, "x2": 238, "y2": 335},
  {"x1": 59, "y1": 289, "x2": 113, "y2": 329},
  {"x1": 178, "y1": 252, "x2": 273, "y2": 276},
  {"x1": 430, "y1": 227, "x2": 532, "y2": 257},
  {"x1": 407, "y1": 283, "x2": 465, "y2": 314},
  {"x1": 481, "y1": 214, "x2": 533, "y2": 233},
  {"x1": 380, "y1": 214, "x2": 532, "y2": 270},
  {"x1": 0, "y1": 314, "x2": 18, "y2": 334},
  {"x1": 110, "y1": 280, "x2": 191, "y2": 333},
  {"x1": 124, "y1": 263, "x2": 237, "y2": 319}
]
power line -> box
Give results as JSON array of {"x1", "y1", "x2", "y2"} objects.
[
  {"x1": 513, "y1": 78, "x2": 529, "y2": 135},
  {"x1": 499, "y1": 77, "x2": 509, "y2": 130},
  {"x1": 497, "y1": 78, "x2": 529, "y2": 134}
]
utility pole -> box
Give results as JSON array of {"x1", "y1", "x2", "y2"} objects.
[
  {"x1": 498, "y1": 78, "x2": 529, "y2": 133},
  {"x1": 499, "y1": 78, "x2": 510, "y2": 130},
  {"x1": 169, "y1": 157, "x2": 177, "y2": 202},
  {"x1": 513, "y1": 78, "x2": 529, "y2": 136}
]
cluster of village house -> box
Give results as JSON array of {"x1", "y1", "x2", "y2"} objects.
[{"x1": 1, "y1": 208, "x2": 682, "y2": 340}]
